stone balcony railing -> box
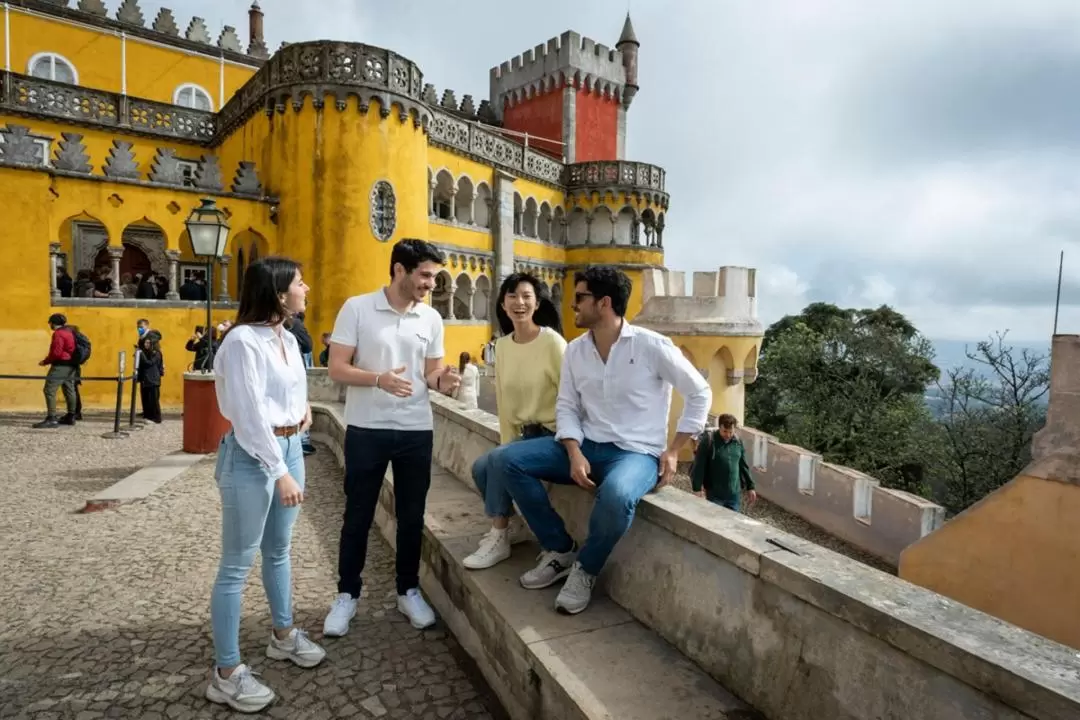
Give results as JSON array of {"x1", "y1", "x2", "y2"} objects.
[
  {"x1": 564, "y1": 159, "x2": 669, "y2": 208},
  {"x1": 0, "y1": 71, "x2": 217, "y2": 143}
]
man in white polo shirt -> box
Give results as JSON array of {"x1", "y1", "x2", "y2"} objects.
[{"x1": 322, "y1": 239, "x2": 461, "y2": 636}]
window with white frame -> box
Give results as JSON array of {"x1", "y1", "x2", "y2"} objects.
[
  {"x1": 0, "y1": 134, "x2": 53, "y2": 167},
  {"x1": 174, "y1": 84, "x2": 213, "y2": 112},
  {"x1": 28, "y1": 53, "x2": 78, "y2": 84}
]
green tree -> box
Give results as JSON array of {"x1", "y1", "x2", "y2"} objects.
[
  {"x1": 929, "y1": 333, "x2": 1049, "y2": 515},
  {"x1": 747, "y1": 303, "x2": 940, "y2": 493}
]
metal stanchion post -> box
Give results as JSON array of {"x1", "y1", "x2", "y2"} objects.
[
  {"x1": 127, "y1": 348, "x2": 144, "y2": 430},
  {"x1": 102, "y1": 351, "x2": 129, "y2": 440}
]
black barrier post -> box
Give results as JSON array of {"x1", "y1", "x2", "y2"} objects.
[
  {"x1": 127, "y1": 348, "x2": 143, "y2": 430},
  {"x1": 102, "y1": 351, "x2": 129, "y2": 440}
]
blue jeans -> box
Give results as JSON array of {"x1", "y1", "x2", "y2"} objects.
[
  {"x1": 210, "y1": 431, "x2": 305, "y2": 668},
  {"x1": 708, "y1": 494, "x2": 740, "y2": 512},
  {"x1": 471, "y1": 440, "x2": 523, "y2": 518},
  {"x1": 494, "y1": 437, "x2": 659, "y2": 576}
]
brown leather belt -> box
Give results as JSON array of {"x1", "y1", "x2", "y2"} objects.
[{"x1": 273, "y1": 424, "x2": 302, "y2": 438}]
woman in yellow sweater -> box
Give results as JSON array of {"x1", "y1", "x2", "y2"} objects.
[{"x1": 464, "y1": 273, "x2": 567, "y2": 570}]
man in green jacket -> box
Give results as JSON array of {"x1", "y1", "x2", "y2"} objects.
[{"x1": 690, "y1": 414, "x2": 758, "y2": 512}]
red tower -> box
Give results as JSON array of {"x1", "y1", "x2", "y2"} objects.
[{"x1": 489, "y1": 14, "x2": 640, "y2": 164}]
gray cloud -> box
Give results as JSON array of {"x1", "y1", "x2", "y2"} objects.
[{"x1": 134, "y1": 0, "x2": 1080, "y2": 341}]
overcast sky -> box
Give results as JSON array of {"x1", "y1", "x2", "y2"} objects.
[{"x1": 137, "y1": 0, "x2": 1080, "y2": 342}]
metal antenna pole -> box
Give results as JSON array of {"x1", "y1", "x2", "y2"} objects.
[{"x1": 1053, "y1": 250, "x2": 1064, "y2": 336}]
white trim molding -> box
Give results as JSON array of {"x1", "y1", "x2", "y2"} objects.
[
  {"x1": 27, "y1": 51, "x2": 79, "y2": 84},
  {"x1": 173, "y1": 82, "x2": 214, "y2": 112}
]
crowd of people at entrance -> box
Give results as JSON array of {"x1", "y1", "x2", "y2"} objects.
[{"x1": 37, "y1": 237, "x2": 758, "y2": 714}]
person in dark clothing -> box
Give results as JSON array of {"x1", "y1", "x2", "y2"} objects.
[
  {"x1": 73, "y1": 270, "x2": 96, "y2": 298},
  {"x1": 287, "y1": 312, "x2": 316, "y2": 455},
  {"x1": 185, "y1": 326, "x2": 220, "y2": 371},
  {"x1": 690, "y1": 414, "x2": 758, "y2": 512},
  {"x1": 318, "y1": 332, "x2": 331, "y2": 367},
  {"x1": 136, "y1": 273, "x2": 159, "y2": 300},
  {"x1": 35, "y1": 313, "x2": 78, "y2": 429},
  {"x1": 137, "y1": 331, "x2": 165, "y2": 423},
  {"x1": 56, "y1": 268, "x2": 73, "y2": 298},
  {"x1": 69, "y1": 324, "x2": 86, "y2": 421},
  {"x1": 179, "y1": 275, "x2": 202, "y2": 301}
]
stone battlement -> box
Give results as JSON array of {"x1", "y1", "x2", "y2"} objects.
[
  {"x1": 489, "y1": 30, "x2": 628, "y2": 117},
  {"x1": 420, "y1": 84, "x2": 498, "y2": 124},
  {"x1": 637, "y1": 266, "x2": 762, "y2": 337}
]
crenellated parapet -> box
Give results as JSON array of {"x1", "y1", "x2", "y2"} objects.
[
  {"x1": 565, "y1": 160, "x2": 667, "y2": 208},
  {"x1": 637, "y1": 266, "x2": 762, "y2": 338},
  {"x1": 489, "y1": 30, "x2": 630, "y2": 119},
  {"x1": 420, "y1": 84, "x2": 497, "y2": 125},
  {"x1": 215, "y1": 41, "x2": 433, "y2": 141}
]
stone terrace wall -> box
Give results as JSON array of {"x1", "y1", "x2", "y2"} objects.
[{"x1": 422, "y1": 391, "x2": 1080, "y2": 720}]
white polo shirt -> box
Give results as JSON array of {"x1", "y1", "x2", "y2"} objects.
[{"x1": 330, "y1": 289, "x2": 446, "y2": 431}]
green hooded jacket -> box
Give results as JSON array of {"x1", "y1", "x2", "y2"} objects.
[{"x1": 690, "y1": 430, "x2": 755, "y2": 503}]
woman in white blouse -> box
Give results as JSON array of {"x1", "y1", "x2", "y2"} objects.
[
  {"x1": 206, "y1": 257, "x2": 325, "y2": 714},
  {"x1": 453, "y1": 351, "x2": 480, "y2": 409}
]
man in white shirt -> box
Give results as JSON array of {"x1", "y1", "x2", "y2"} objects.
[
  {"x1": 492, "y1": 266, "x2": 711, "y2": 615},
  {"x1": 322, "y1": 239, "x2": 461, "y2": 636}
]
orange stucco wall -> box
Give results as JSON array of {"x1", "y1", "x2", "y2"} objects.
[
  {"x1": 502, "y1": 89, "x2": 564, "y2": 158},
  {"x1": 899, "y1": 471, "x2": 1080, "y2": 650},
  {"x1": 574, "y1": 89, "x2": 618, "y2": 161}
]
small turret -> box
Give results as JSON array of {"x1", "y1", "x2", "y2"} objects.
[
  {"x1": 617, "y1": 13, "x2": 639, "y2": 109},
  {"x1": 248, "y1": 1, "x2": 269, "y2": 59}
]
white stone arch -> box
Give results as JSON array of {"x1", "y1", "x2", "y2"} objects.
[
  {"x1": 474, "y1": 182, "x2": 492, "y2": 228},
  {"x1": 552, "y1": 206, "x2": 566, "y2": 245},
  {"x1": 473, "y1": 274, "x2": 491, "y2": 321},
  {"x1": 523, "y1": 198, "x2": 539, "y2": 238},
  {"x1": 568, "y1": 207, "x2": 589, "y2": 245},
  {"x1": 28, "y1": 52, "x2": 78, "y2": 84},
  {"x1": 538, "y1": 202, "x2": 553, "y2": 242},
  {"x1": 434, "y1": 169, "x2": 455, "y2": 220},
  {"x1": 432, "y1": 270, "x2": 452, "y2": 319},
  {"x1": 592, "y1": 206, "x2": 615, "y2": 245},
  {"x1": 615, "y1": 206, "x2": 636, "y2": 246},
  {"x1": 173, "y1": 83, "x2": 214, "y2": 111},
  {"x1": 453, "y1": 272, "x2": 473, "y2": 320},
  {"x1": 455, "y1": 175, "x2": 475, "y2": 224},
  {"x1": 513, "y1": 193, "x2": 524, "y2": 235}
]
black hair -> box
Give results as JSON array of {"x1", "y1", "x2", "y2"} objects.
[
  {"x1": 573, "y1": 266, "x2": 632, "y2": 317},
  {"x1": 229, "y1": 256, "x2": 301, "y2": 335},
  {"x1": 389, "y1": 238, "x2": 445, "y2": 280},
  {"x1": 494, "y1": 272, "x2": 563, "y2": 336},
  {"x1": 48, "y1": 313, "x2": 66, "y2": 327}
]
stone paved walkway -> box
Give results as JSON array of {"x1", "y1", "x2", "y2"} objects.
[{"x1": 0, "y1": 416, "x2": 504, "y2": 719}]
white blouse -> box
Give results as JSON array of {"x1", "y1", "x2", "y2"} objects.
[
  {"x1": 214, "y1": 324, "x2": 308, "y2": 479},
  {"x1": 455, "y1": 363, "x2": 479, "y2": 409}
]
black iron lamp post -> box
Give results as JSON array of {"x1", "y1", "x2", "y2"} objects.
[{"x1": 185, "y1": 198, "x2": 230, "y2": 372}]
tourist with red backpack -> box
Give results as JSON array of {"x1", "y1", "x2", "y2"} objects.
[{"x1": 34, "y1": 313, "x2": 89, "y2": 428}]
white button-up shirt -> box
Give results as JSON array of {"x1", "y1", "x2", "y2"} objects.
[
  {"x1": 214, "y1": 324, "x2": 308, "y2": 479},
  {"x1": 331, "y1": 289, "x2": 445, "y2": 431},
  {"x1": 555, "y1": 321, "x2": 712, "y2": 457}
]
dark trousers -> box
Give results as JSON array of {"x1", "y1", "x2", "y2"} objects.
[
  {"x1": 140, "y1": 384, "x2": 162, "y2": 423},
  {"x1": 43, "y1": 364, "x2": 77, "y2": 417},
  {"x1": 337, "y1": 426, "x2": 433, "y2": 597}
]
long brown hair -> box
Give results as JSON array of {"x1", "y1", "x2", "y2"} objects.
[
  {"x1": 224, "y1": 257, "x2": 300, "y2": 339},
  {"x1": 458, "y1": 351, "x2": 470, "y2": 375}
]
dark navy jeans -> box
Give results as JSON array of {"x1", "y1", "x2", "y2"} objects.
[{"x1": 493, "y1": 437, "x2": 659, "y2": 576}]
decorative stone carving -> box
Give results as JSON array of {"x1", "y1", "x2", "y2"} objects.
[
  {"x1": 104, "y1": 140, "x2": 140, "y2": 179},
  {"x1": 152, "y1": 8, "x2": 179, "y2": 36},
  {"x1": 370, "y1": 180, "x2": 396, "y2": 242},
  {"x1": 231, "y1": 162, "x2": 262, "y2": 195},
  {"x1": 43, "y1": 0, "x2": 69, "y2": 6},
  {"x1": 129, "y1": 99, "x2": 216, "y2": 140},
  {"x1": 77, "y1": 0, "x2": 107, "y2": 16},
  {"x1": 218, "y1": 26, "x2": 243, "y2": 53},
  {"x1": 116, "y1": 0, "x2": 145, "y2": 26},
  {"x1": 194, "y1": 155, "x2": 224, "y2": 191},
  {"x1": 460, "y1": 95, "x2": 476, "y2": 116},
  {"x1": 53, "y1": 133, "x2": 92, "y2": 173},
  {"x1": 149, "y1": 148, "x2": 186, "y2": 185},
  {"x1": 186, "y1": 17, "x2": 211, "y2": 44},
  {"x1": 477, "y1": 100, "x2": 497, "y2": 124},
  {"x1": 0, "y1": 125, "x2": 42, "y2": 165},
  {"x1": 106, "y1": 245, "x2": 126, "y2": 298},
  {"x1": 564, "y1": 160, "x2": 669, "y2": 210},
  {"x1": 422, "y1": 84, "x2": 438, "y2": 105},
  {"x1": 440, "y1": 89, "x2": 457, "y2": 111},
  {"x1": 165, "y1": 249, "x2": 181, "y2": 300}
]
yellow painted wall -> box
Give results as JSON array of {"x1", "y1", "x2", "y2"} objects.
[
  {"x1": 427, "y1": 222, "x2": 491, "y2": 251},
  {"x1": 427, "y1": 147, "x2": 494, "y2": 189},
  {"x1": 514, "y1": 239, "x2": 566, "y2": 264},
  {"x1": 0, "y1": 167, "x2": 271, "y2": 411},
  {"x1": 445, "y1": 324, "x2": 493, "y2": 369},
  {"x1": 899, "y1": 470, "x2": 1080, "y2": 651},
  {"x1": 8, "y1": 10, "x2": 257, "y2": 106}
]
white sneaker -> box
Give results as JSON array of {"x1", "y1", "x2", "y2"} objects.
[
  {"x1": 322, "y1": 593, "x2": 357, "y2": 638},
  {"x1": 205, "y1": 664, "x2": 275, "y2": 714},
  {"x1": 397, "y1": 588, "x2": 436, "y2": 629},
  {"x1": 520, "y1": 544, "x2": 577, "y2": 590},
  {"x1": 555, "y1": 562, "x2": 596, "y2": 615},
  {"x1": 463, "y1": 527, "x2": 512, "y2": 570},
  {"x1": 266, "y1": 628, "x2": 326, "y2": 668}
]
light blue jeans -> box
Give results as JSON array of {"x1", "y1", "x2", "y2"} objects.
[
  {"x1": 472, "y1": 440, "x2": 520, "y2": 518},
  {"x1": 210, "y1": 431, "x2": 305, "y2": 668},
  {"x1": 494, "y1": 437, "x2": 659, "y2": 576}
]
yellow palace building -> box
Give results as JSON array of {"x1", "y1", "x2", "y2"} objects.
[{"x1": 0, "y1": 0, "x2": 674, "y2": 411}]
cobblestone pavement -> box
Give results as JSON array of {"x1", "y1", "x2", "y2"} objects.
[{"x1": 0, "y1": 416, "x2": 505, "y2": 720}]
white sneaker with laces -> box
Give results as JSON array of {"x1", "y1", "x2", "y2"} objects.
[
  {"x1": 463, "y1": 527, "x2": 512, "y2": 570},
  {"x1": 322, "y1": 593, "x2": 357, "y2": 637},
  {"x1": 555, "y1": 562, "x2": 596, "y2": 615},
  {"x1": 397, "y1": 588, "x2": 436, "y2": 629},
  {"x1": 205, "y1": 663, "x2": 275, "y2": 714},
  {"x1": 266, "y1": 628, "x2": 326, "y2": 668},
  {"x1": 519, "y1": 544, "x2": 577, "y2": 590}
]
